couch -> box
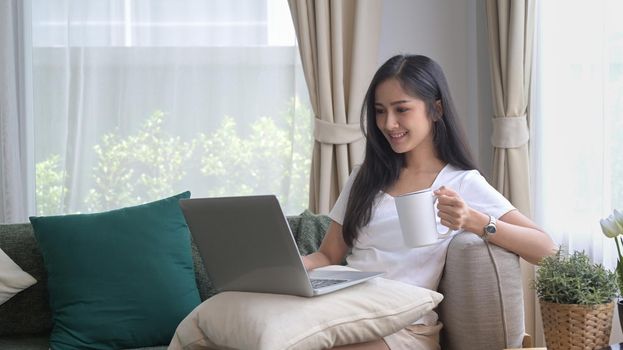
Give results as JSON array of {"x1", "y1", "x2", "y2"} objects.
[{"x1": 0, "y1": 212, "x2": 525, "y2": 350}]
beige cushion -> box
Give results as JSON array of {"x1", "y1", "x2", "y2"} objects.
[
  {"x1": 437, "y1": 233, "x2": 524, "y2": 350},
  {"x1": 0, "y1": 248, "x2": 37, "y2": 305},
  {"x1": 169, "y1": 266, "x2": 443, "y2": 350}
]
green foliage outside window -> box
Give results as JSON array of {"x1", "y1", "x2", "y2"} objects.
[
  {"x1": 35, "y1": 98, "x2": 313, "y2": 215},
  {"x1": 84, "y1": 110, "x2": 195, "y2": 212},
  {"x1": 35, "y1": 154, "x2": 68, "y2": 216}
]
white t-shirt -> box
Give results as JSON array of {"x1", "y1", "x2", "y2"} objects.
[{"x1": 329, "y1": 164, "x2": 515, "y2": 325}]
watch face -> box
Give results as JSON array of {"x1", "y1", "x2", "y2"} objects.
[{"x1": 485, "y1": 225, "x2": 496, "y2": 234}]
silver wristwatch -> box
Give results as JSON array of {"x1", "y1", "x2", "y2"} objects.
[{"x1": 482, "y1": 215, "x2": 497, "y2": 241}]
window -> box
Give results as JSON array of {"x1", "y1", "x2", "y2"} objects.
[
  {"x1": 533, "y1": 0, "x2": 623, "y2": 265},
  {"x1": 31, "y1": 0, "x2": 312, "y2": 215}
]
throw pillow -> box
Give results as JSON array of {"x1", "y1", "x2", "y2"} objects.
[
  {"x1": 0, "y1": 247, "x2": 37, "y2": 305},
  {"x1": 30, "y1": 191, "x2": 201, "y2": 350},
  {"x1": 287, "y1": 210, "x2": 331, "y2": 256},
  {"x1": 169, "y1": 266, "x2": 443, "y2": 350}
]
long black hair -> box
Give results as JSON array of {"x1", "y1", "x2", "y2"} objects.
[{"x1": 341, "y1": 54, "x2": 478, "y2": 247}]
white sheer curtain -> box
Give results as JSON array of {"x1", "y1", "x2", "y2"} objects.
[
  {"x1": 0, "y1": 0, "x2": 35, "y2": 224},
  {"x1": 28, "y1": 0, "x2": 312, "y2": 216},
  {"x1": 533, "y1": 0, "x2": 623, "y2": 268}
]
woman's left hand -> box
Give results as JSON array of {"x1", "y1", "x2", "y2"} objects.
[{"x1": 434, "y1": 186, "x2": 471, "y2": 231}]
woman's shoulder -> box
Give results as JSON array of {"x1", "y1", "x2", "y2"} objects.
[
  {"x1": 440, "y1": 164, "x2": 482, "y2": 181},
  {"x1": 438, "y1": 164, "x2": 492, "y2": 192}
]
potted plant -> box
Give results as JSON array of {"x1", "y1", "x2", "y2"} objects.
[
  {"x1": 600, "y1": 209, "x2": 623, "y2": 329},
  {"x1": 534, "y1": 248, "x2": 618, "y2": 350}
]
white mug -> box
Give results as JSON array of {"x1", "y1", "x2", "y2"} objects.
[{"x1": 394, "y1": 188, "x2": 454, "y2": 247}]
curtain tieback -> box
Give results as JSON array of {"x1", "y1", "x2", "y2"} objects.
[
  {"x1": 314, "y1": 119, "x2": 363, "y2": 145},
  {"x1": 491, "y1": 115, "x2": 530, "y2": 148}
]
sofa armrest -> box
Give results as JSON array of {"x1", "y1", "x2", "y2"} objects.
[{"x1": 438, "y1": 232, "x2": 524, "y2": 350}]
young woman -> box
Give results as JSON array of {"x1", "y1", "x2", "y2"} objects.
[{"x1": 302, "y1": 54, "x2": 556, "y2": 350}]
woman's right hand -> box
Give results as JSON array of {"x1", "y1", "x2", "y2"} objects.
[
  {"x1": 302, "y1": 251, "x2": 331, "y2": 271},
  {"x1": 301, "y1": 254, "x2": 315, "y2": 270}
]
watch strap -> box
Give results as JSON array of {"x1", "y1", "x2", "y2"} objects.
[{"x1": 482, "y1": 215, "x2": 496, "y2": 241}]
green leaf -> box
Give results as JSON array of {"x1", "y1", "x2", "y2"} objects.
[{"x1": 534, "y1": 248, "x2": 618, "y2": 304}]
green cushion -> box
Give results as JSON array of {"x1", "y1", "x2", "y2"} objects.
[
  {"x1": 29, "y1": 191, "x2": 200, "y2": 350},
  {"x1": 287, "y1": 209, "x2": 331, "y2": 256}
]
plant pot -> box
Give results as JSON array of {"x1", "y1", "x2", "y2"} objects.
[
  {"x1": 540, "y1": 300, "x2": 614, "y2": 350},
  {"x1": 618, "y1": 298, "x2": 623, "y2": 332}
]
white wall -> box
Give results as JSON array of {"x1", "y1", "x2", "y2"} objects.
[{"x1": 378, "y1": 0, "x2": 494, "y2": 179}]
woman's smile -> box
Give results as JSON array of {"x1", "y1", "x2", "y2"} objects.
[
  {"x1": 388, "y1": 131, "x2": 408, "y2": 139},
  {"x1": 386, "y1": 130, "x2": 409, "y2": 146}
]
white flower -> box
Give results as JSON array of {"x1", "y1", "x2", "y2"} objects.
[
  {"x1": 614, "y1": 209, "x2": 623, "y2": 229},
  {"x1": 601, "y1": 212, "x2": 623, "y2": 238}
]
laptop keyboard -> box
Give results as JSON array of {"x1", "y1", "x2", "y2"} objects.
[{"x1": 310, "y1": 278, "x2": 348, "y2": 289}]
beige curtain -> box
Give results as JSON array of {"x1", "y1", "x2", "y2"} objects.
[
  {"x1": 288, "y1": 0, "x2": 381, "y2": 214},
  {"x1": 485, "y1": 0, "x2": 541, "y2": 346}
]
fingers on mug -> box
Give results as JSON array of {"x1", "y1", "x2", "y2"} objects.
[{"x1": 434, "y1": 194, "x2": 454, "y2": 236}]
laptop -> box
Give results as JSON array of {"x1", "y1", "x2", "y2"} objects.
[{"x1": 179, "y1": 195, "x2": 383, "y2": 297}]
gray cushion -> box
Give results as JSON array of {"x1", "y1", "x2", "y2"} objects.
[
  {"x1": 0, "y1": 224, "x2": 52, "y2": 336},
  {"x1": 191, "y1": 236, "x2": 217, "y2": 301},
  {"x1": 438, "y1": 232, "x2": 525, "y2": 350},
  {"x1": 0, "y1": 334, "x2": 167, "y2": 350},
  {"x1": 0, "y1": 334, "x2": 49, "y2": 350}
]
